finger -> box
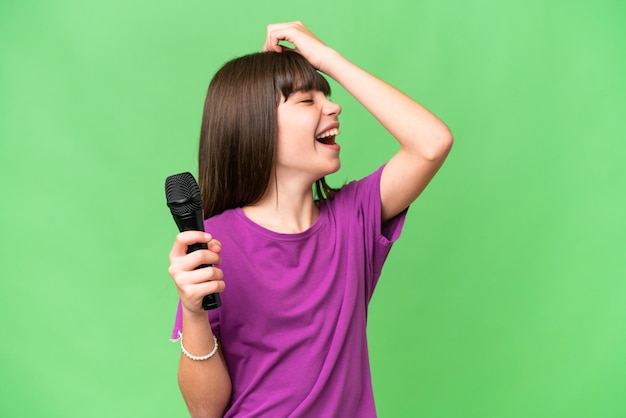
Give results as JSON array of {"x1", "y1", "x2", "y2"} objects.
[
  {"x1": 179, "y1": 279, "x2": 226, "y2": 310},
  {"x1": 174, "y1": 264, "x2": 224, "y2": 286},
  {"x1": 170, "y1": 248, "x2": 222, "y2": 273},
  {"x1": 169, "y1": 231, "x2": 213, "y2": 258},
  {"x1": 207, "y1": 238, "x2": 222, "y2": 255},
  {"x1": 263, "y1": 23, "x2": 281, "y2": 52},
  {"x1": 263, "y1": 38, "x2": 282, "y2": 53},
  {"x1": 264, "y1": 22, "x2": 299, "y2": 52},
  {"x1": 175, "y1": 268, "x2": 226, "y2": 304}
]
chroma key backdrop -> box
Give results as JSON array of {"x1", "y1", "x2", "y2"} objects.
[{"x1": 1, "y1": 0, "x2": 625, "y2": 417}]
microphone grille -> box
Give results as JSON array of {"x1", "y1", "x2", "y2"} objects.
[{"x1": 165, "y1": 172, "x2": 202, "y2": 216}]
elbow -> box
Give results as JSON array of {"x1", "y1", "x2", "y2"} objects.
[
  {"x1": 180, "y1": 376, "x2": 232, "y2": 418},
  {"x1": 422, "y1": 127, "x2": 454, "y2": 162}
]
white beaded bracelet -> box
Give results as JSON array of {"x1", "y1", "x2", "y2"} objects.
[{"x1": 179, "y1": 332, "x2": 219, "y2": 361}]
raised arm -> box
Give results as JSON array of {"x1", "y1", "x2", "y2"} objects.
[{"x1": 264, "y1": 22, "x2": 453, "y2": 222}]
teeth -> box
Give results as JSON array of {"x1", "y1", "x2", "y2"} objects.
[{"x1": 316, "y1": 128, "x2": 340, "y2": 139}]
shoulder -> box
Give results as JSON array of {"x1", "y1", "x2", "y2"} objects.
[
  {"x1": 331, "y1": 165, "x2": 385, "y2": 204},
  {"x1": 203, "y1": 207, "x2": 243, "y2": 235}
]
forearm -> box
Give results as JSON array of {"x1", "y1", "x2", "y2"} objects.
[
  {"x1": 177, "y1": 310, "x2": 232, "y2": 418},
  {"x1": 320, "y1": 49, "x2": 452, "y2": 160}
]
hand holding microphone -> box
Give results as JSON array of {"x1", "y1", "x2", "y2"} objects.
[{"x1": 166, "y1": 172, "x2": 223, "y2": 311}]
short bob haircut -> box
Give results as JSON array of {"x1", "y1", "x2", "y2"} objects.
[{"x1": 198, "y1": 50, "x2": 338, "y2": 219}]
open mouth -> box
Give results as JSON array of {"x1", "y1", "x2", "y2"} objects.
[{"x1": 315, "y1": 127, "x2": 340, "y2": 145}]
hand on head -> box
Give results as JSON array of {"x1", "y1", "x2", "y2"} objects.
[{"x1": 263, "y1": 21, "x2": 333, "y2": 72}]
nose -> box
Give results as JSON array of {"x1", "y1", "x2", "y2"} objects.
[{"x1": 323, "y1": 99, "x2": 342, "y2": 116}]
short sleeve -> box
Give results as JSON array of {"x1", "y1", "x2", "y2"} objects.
[{"x1": 330, "y1": 165, "x2": 408, "y2": 299}]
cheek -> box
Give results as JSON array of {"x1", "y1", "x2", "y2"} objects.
[
  {"x1": 276, "y1": 135, "x2": 308, "y2": 158},
  {"x1": 277, "y1": 119, "x2": 314, "y2": 146},
  {"x1": 279, "y1": 113, "x2": 307, "y2": 132},
  {"x1": 275, "y1": 130, "x2": 315, "y2": 166}
]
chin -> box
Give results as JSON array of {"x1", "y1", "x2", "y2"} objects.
[{"x1": 326, "y1": 160, "x2": 341, "y2": 176}]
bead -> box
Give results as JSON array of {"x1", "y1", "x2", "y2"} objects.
[{"x1": 179, "y1": 332, "x2": 219, "y2": 361}]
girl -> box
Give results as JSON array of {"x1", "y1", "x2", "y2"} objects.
[{"x1": 168, "y1": 21, "x2": 453, "y2": 418}]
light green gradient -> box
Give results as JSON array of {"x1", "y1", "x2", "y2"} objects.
[{"x1": 1, "y1": 1, "x2": 625, "y2": 417}]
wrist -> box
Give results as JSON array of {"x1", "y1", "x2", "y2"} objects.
[
  {"x1": 317, "y1": 48, "x2": 346, "y2": 78},
  {"x1": 181, "y1": 305, "x2": 211, "y2": 326}
]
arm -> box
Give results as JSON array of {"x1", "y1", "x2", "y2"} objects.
[
  {"x1": 264, "y1": 22, "x2": 453, "y2": 222},
  {"x1": 168, "y1": 231, "x2": 232, "y2": 418}
]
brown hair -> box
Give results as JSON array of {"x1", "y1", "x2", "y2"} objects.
[{"x1": 198, "y1": 50, "x2": 338, "y2": 219}]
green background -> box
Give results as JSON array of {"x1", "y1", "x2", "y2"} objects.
[{"x1": 2, "y1": 0, "x2": 625, "y2": 417}]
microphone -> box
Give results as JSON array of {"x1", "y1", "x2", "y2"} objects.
[{"x1": 165, "y1": 172, "x2": 221, "y2": 310}]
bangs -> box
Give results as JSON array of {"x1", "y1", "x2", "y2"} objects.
[{"x1": 273, "y1": 51, "x2": 331, "y2": 102}]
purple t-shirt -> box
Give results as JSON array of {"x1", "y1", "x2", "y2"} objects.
[{"x1": 172, "y1": 166, "x2": 407, "y2": 417}]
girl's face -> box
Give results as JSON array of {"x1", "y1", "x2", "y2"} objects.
[{"x1": 275, "y1": 89, "x2": 342, "y2": 183}]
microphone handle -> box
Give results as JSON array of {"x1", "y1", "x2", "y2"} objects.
[
  {"x1": 186, "y1": 241, "x2": 222, "y2": 310},
  {"x1": 177, "y1": 217, "x2": 222, "y2": 310}
]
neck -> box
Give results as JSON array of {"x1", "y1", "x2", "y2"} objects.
[{"x1": 243, "y1": 177, "x2": 319, "y2": 234}]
